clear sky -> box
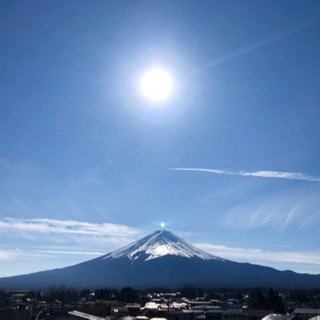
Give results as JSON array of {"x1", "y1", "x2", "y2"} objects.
[{"x1": 1, "y1": 0, "x2": 320, "y2": 277}]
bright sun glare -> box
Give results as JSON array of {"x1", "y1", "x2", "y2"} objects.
[{"x1": 140, "y1": 69, "x2": 172, "y2": 101}]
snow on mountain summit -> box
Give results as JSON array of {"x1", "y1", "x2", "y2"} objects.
[{"x1": 102, "y1": 230, "x2": 223, "y2": 262}]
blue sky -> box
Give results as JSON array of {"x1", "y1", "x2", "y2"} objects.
[{"x1": 1, "y1": 0, "x2": 320, "y2": 277}]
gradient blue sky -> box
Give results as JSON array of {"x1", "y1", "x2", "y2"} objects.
[{"x1": 1, "y1": 0, "x2": 320, "y2": 277}]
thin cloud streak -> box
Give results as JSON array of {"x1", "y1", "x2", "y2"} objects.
[
  {"x1": 0, "y1": 218, "x2": 142, "y2": 237},
  {"x1": 171, "y1": 168, "x2": 320, "y2": 182},
  {"x1": 221, "y1": 191, "x2": 320, "y2": 230},
  {"x1": 0, "y1": 249, "x2": 52, "y2": 261},
  {"x1": 194, "y1": 18, "x2": 320, "y2": 72},
  {"x1": 37, "y1": 250, "x2": 105, "y2": 256},
  {"x1": 196, "y1": 243, "x2": 320, "y2": 267},
  {"x1": 0, "y1": 249, "x2": 13, "y2": 260}
]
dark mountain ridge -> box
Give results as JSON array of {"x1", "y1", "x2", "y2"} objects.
[{"x1": 0, "y1": 230, "x2": 319, "y2": 290}]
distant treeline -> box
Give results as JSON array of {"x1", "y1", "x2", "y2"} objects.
[
  {"x1": 2, "y1": 285, "x2": 320, "y2": 320},
  {"x1": 28, "y1": 285, "x2": 320, "y2": 305},
  {"x1": 2, "y1": 285, "x2": 320, "y2": 310}
]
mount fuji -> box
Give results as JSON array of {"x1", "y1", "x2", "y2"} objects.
[
  {"x1": 104, "y1": 230, "x2": 220, "y2": 262},
  {"x1": 1, "y1": 230, "x2": 320, "y2": 290}
]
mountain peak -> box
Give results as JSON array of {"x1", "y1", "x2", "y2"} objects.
[
  {"x1": 2, "y1": 230, "x2": 320, "y2": 290},
  {"x1": 102, "y1": 230, "x2": 223, "y2": 263}
]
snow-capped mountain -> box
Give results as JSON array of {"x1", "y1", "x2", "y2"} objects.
[
  {"x1": 1, "y1": 230, "x2": 320, "y2": 290},
  {"x1": 103, "y1": 230, "x2": 223, "y2": 262}
]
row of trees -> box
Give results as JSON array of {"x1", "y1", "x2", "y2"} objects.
[
  {"x1": 44, "y1": 285, "x2": 285, "y2": 312},
  {"x1": 3, "y1": 285, "x2": 320, "y2": 314},
  {"x1": 43, "y1": 285, "x2": 142, "y2": 303}
]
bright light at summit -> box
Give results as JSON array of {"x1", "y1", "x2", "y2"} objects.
[
  {"x1": 140, "y1": 69, "x2": 173, "y2": 101},
  {"x1": 160, "y1": 222, "x2": 165, "y2": 228}
]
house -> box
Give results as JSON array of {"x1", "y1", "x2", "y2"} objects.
[
  {"x1": 167, "y1": 310, "x2": 186, "y2": 320},
  {"x1": 45, "y1": 310, "x2": 106, "y2": 319},
  {"x1": 293, "y1": 309, "x2": 320, "y2": 320},
  {"x1": 206, "y1": 308, "x2": 224, "y2": 320},
  {"x1": 246, "y1": 309, "x2": 273, "y2": 320},
  {"x1": 261, "y1": 314, "x2": 297, "y2": 320},
  {"x1": 126, "y1": 303, "x2": 141, "y2": 316},
  {"x1": 222, "y1": 309, "x2": 246, "y2": 320},
  {"x1": 111, "y1": 306, "x2": 130, "y2": 317}
]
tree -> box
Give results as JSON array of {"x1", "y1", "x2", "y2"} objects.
[
  {"x1": 118, "y1": 287, "x2": 139, "y2": 303},
  {"x1": 248, "y1": 288, "x2": 267, "y2": 309},
  {"x1": 80, "y1": 288, "x2": 91, "y2": 300},
  {"x1": 268, "y1": 288, "x2": 285, "y2": 313},
  {"x1": 181, "y1": 286, "x2": 198, "y2": 299}
]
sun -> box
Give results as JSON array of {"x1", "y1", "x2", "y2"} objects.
[
  {"x1": 140, "y1": 69, "x2": 172, "y2": 101},
  {"x1": 160, "y1": 222, "x2": 165, "y2": 228}
]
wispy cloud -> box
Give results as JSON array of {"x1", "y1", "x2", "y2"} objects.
[
  {"x1": 196, "y1": 242, "x2": 320, "y2": 269},
  {"x1": 0, "y1": 249, "x2": 59, "y2": 261},
  {"x1": 0, "y1": 249, "x2": 13, "y2": 261},
  {"x1": 195, "y1": 18, "x2": 320, "y2": 72},
  {"x1": 0, "y1": 218, "x2": 142, "y2": 237},
  {"x1": 0, "y1": 245, "x2": 107, "y2": 264},
  {"x1": 220, "y1": 190, "x2": 320, "y2": 230},
  {"x1": 36, "y1": 250, "x2": 105, "y2": 256},
  {"x1": 0, "y1": 218, "x2": 145, "y2": 266},
  {"x1": 170, "y1": 168, "x2": 320, "y2": 182}
]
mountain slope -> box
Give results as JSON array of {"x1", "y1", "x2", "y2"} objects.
[
  {"x1": 0, "y1": 230, "x2": 320, "y2": 290},
  {"x1": 101, "y1": 230, "x2": 222, "y2": 262}
]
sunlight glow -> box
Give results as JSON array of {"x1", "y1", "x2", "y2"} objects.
[
  {"x1": 140, "y1": 69, "x2": 172, "y2": 101},
  {"x1": 160, "y1": 222, "x2": 165, "y2": 228}
]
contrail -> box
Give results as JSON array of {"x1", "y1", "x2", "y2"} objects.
[
  {"x1": 194, "y1": 18, "x2": 320, "y2": 72},
  {"x1": 170, "y1": 168, "x2": 320, "y2": 182}
]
